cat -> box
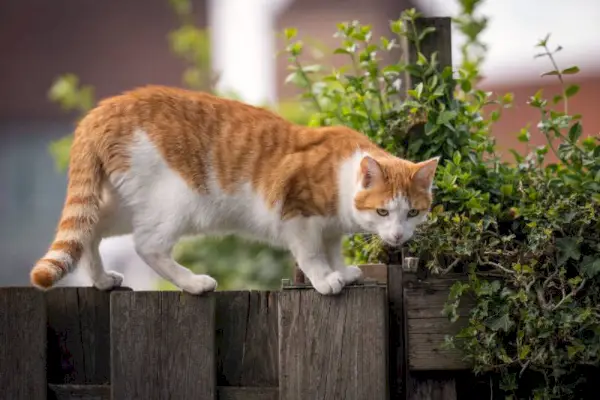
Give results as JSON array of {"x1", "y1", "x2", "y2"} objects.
[{"x1": 30, "y1": 85, "x2": 439, "y2": 295}]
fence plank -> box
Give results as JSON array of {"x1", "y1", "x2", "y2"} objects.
[
  {"x1": 279, "y1": 286, "x2": 387, "y2": 400},
  {"x1": 215, "y1": 291, "x2": 278, "y2": 387},
  {"x1": 110, "y1": 291, "x2": 216, "y2": 400},
  {"x1": 407, "y1": 373, "x2": 457, "y2": 400},
  {"x1": 217, "y1": 386, "x2": 278, "y2": 400},
  {"x1": 46, "y1": 287, "x2": 130, "y2": 384},
  {"x1": 48, "y1": 384, "x2": 109, "y2": 400},
  {"x1": 0, "y1": 288, "x2": 46, "y2": 400}
]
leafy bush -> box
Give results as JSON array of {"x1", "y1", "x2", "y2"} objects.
[{"x1": 284, "y1": 3, "x2": 599, "y2": 398}]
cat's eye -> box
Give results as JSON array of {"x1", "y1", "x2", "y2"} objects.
[
  {"x1": 376, "y1": 209, "x2": 389, "y2": 217},
  {"x1": 407, "y1": 209, "x2": 420, "y2": 218}
]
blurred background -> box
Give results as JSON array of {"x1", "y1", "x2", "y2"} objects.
[{"x1": 1, "y1": 0, "x2": 599, "y2": 289}]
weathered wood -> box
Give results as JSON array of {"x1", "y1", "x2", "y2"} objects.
[
  {"x1": 46, "y1": 287, "x2": 130, "y2": 384},
  {"x1": 279, "y1": 286, "x2": 387, "y2": 400},
  {"x1": 217, "y1": 386, "x2": 278, "y2": 400},
  {"x1": 404, "y1": 272, "x2": 472, "y2": 370},
  {"x1": 387, "y1": 264, "x2": 406, "y2": 399},
  {"x1": 408, "y1": 331, "x2": 469, "y2": 371},
  {"x1": 110, "y1": 291, "x2": 216, "y2": 400},
  {"x1": 48, "y1": 384, "x2": 110, "y2": 400},
  {"x1": 0, "y1": 287, "x2": 46, "y2": 400},
  {"x1": 407, "y1": 373, "x2": 457, "y2": 400},
  {"x1": 405, "y1": 287, "x2": 473, "y2": 319},
  {"x1": 359, "y1": 263, "x2": 388, "y2": 283},
  {"x1": 215, "y1": 291, "x2": 278, "y2": 387}
]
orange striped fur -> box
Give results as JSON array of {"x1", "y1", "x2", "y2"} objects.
[{"x1": 30, "y1": 85, "x2": 439, "y2": 295}]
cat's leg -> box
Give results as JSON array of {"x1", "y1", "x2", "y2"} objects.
[
  {"x1": 286, "y1": 226, "x2": 346, "y2": 295},
  {"x1": 132, "y1": 224, "x2": 217, "y2": 295},
  {"x1": 81, "y1": 236, "x2": 124, "y2": 290},
  {"x1": 324, "y1": 235, "x2": 363, "y2": 285},
  {"x1": 80, "y1": 190, "x2": 130, "y2": 290}
]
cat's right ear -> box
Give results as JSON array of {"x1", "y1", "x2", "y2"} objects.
[{"x1": 359, "y1": 156, "x2": 383, "y2": 188}]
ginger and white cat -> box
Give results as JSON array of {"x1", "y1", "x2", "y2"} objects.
[{"x1": 30, "y1": 86, "x2": 438, "y2": 295}]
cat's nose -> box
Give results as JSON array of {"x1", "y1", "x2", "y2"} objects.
[{"x1": 394, "y1": 234, "x2": 403, "y2": 244}]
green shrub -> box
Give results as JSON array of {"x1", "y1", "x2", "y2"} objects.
[{"x1": 284, "y1": 3, "x2": 599, "y2": 398}]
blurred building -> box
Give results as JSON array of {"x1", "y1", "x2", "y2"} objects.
[{"x1": 0, "y1": 0, "x2": 598, "y2": 286}]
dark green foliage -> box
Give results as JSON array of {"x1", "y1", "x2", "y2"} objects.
[{"x1": 284, "y1": 2, "x2": 600, "y2": 398}]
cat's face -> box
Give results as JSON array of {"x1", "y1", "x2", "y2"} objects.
[{"x1": 352, "y1": 155, "x2": 439, "y2": 246}]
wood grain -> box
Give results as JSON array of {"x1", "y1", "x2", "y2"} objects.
[
  {"x1": 48, "y1": 384, "x2": 110, "y2": 400},
  {"x1": 46, "y1": 287, "x2": 130, "y2": 384},
  {"x1": 404, "y1": 272, "x2": 473, "y2": 370},
  {"x1": 279, "y1": 286, "x2": 387, "y2": 400},
  {"x1": 217, "y1": 386, "x2": 278, "y2": 400},
  {"x1": 0, "y1": 287, "x2": 46, "y2": 400},
  {"x1": 215, "y1": 291, "x2": 278, "y2": 387},
  {"x1": 359, "y1": 263, "x2": 388, "y2": 284},
  {"x1": 110, "y1": 291, "x2": 216, "y2": 400},
  {"x1": 407, "y1": 373, "x2": 457, "y2": 400}
]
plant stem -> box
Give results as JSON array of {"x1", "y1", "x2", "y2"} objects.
[{"x1": 294, "y1": 58, "x2": 323, "y2": 113}]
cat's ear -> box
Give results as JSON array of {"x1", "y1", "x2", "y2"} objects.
[
  {"x1": 412, "y1": 156, "x2": 440, "y2": 190},
  {"x1": 359, "y1": 156, "x2": 383, "y2": 188}
]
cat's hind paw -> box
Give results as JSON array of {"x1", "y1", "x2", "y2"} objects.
[
  {"x1": 93, "y1": 270, "x2": 124, "y2": 291},
  {"x1": 311, "y1": 271, "x2": 345, "y2": 295}
]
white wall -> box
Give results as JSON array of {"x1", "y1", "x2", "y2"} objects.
[{"x1": 208, "y1": 0, "x2": 294, "y2": 105}]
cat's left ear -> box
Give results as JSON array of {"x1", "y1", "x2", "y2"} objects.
[{"x1": 412, "y1": 156, "x2": 440, "y2": 190}]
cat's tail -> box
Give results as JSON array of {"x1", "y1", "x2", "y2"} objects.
[{"x1": 30, "y1": 136, "x2": 104, "y2": 289}]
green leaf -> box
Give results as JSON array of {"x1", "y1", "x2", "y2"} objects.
[
  {"x1": 581, "y1": 256, "x2": 600, "y2": 278},
  {"x1": 284, "y1": 28, "x2": 297, "y2": 40},
  {"x1": 437, "y1": 110, "x2": 457, "y2": 125},
  {"x1": 541, "y1": 70, "x2": 559, "y2": 77},
  {"x1": 517, "y1": 128, "x2": 530, "y2": 142},
  {"x1": 562, "y1": 66, "x2": 580, "y2": 75},
  {"x1": 556, "y1": 237, "x2": 581, "y2": 265},
  {"x1": 418, "y1": 26, "x2": 436, "y2": 42},
  {"x1": 568, "y1": 122, "x2": 582, "y2": 142},
  {"x1": 486, "y1": 313, "x2": 513, "y2": 332},
  {"x1": 565, "y1": 84, "x2": 580, "y2": 98},
  {"x1": 519, "y1": 345, "x2": 531, "y2": 360},
  {"x1": 500, "y1": 184, "x2": 513, "y2": 197}
]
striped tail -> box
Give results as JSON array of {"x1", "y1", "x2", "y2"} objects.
[{"x1": 30, "y1": 141, "x2": 104, "y2": 289}]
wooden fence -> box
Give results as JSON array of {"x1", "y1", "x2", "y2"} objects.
[
  {"x1": 0, "y1": 261, "x2": 487, "y2": 400},
  {"x1": 0, "y1": 17, "x2": 488, "y2": 400}
]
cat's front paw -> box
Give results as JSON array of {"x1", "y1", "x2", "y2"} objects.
[
  {"x1": 180, "y1": 274, "x2": 218, "y2": 295},
  {"x1": 93, "y1": 270, "x2": 124, "y2": 291},
  {"x1": 340, "y1": 265, "x2": 363, "y2": 284},
  {"x1": 311, "y1": 271, "x2": 345, "y2": 295}
]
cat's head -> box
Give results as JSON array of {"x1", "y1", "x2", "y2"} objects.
[{"x1": 353, "y1": 155, "x2": 439, "y2": 246}]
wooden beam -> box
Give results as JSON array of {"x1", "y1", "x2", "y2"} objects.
[
  {"x1": 279, "y1": 285, "x2": 387, "y2": 400},
  {"x1": 110, "y1": 291, "x2": 216, "y2": 400},
  {"x1": 0, "y1": 288, "x2": 46, "y2": 400}
]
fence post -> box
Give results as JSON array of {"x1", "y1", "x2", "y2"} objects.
[
  {"x1": 110, "y1": 291, "x2": 216, "y2": 400},
  {"x1": 278, "y1": 284, "x2": 387, "y2": 400},
  {"x1": 0, "y1": 288, "x2": 46, "y2": 399},
  {"x1": 396, "y1": 16, "x2": 457, "y2": 400}
]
